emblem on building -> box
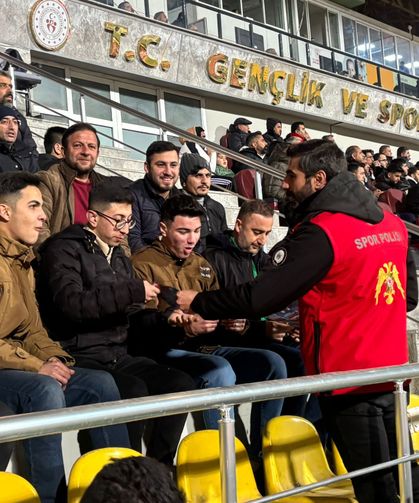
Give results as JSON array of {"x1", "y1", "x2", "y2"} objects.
[
  {"x1": 30, "y1": 0, "x2": 70, "y2": 51},
  {"x1": 374, "y1": 262, "x2": 405, "y2": 305}
]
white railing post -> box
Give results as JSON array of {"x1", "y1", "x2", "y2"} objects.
[
  {"x1": 395, "y1": 380, "x2": 414, "y2": 503},
  {"x1": 219, "y1": 405, "x2": 237, "y2": 503},
  {"x1": 79, "y1": 94, "x2": 87, "y2": 122}
]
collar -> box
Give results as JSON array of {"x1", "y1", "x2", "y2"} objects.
[
  {"x1": 0, "y1": 234, "x2": 34, "y2": 263},
  {"x1": 83, "y1": 227, "x2": 114, "y2": 262}
]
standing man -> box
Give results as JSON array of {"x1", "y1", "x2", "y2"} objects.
[
  {"x1": 36, "y1": 184, "x2": 196, "y2": 465},
  {"x1": 129, "y1": 141, "x2": 180, "y2": 253},
  {"x1": 180, "y1": 153, "x2": 228, "y2": 252},
  {"x1": 0, "y1": 70, "x2": 39, "y2": 171},
  {"x1": 0, "y1": 172, "x2": 130, "y2": 503},
  {"x1": 178, "y1": 139, "x2": 419, "y2": 503}
]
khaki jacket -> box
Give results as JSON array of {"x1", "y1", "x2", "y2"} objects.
[
  {"x1": 0, "y1": 235, "x2": 74, "y2": 371},
  {"x1": 131, "y1": 240, "x2": 219, "y2": 312},
  {"x1": 36, "y1": 161, "x2": 106, "y2": 245}
]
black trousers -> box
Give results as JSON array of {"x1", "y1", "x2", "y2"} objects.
[
  {"x1": 76, "y1": 354, "x2": 196, "y2": 464},
  {"x1": 0, "y1": 401, "x2": 14, "y2": 470},
  {"x1": 320, "y1": 392, "x2": 419, "y2": 503}
]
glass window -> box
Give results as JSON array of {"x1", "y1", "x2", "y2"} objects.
[
  {"x1": 164, "y1": 93, "x2": 201, "y2": 131},
  {"x1": 32, "y1": 64, "x2": 67, "y2": 111},
  {"x1": 222, "y1": 0, "x2": 241, "y2": 15},
  {"x1": 356, "y1": 23, "x2": 369, "y2": 59},
  {"x1": 120, "y1": 88, "x2": 157, "y2": 127},
  {"x1": 94, "y1": 125, "x2": 114, "y2": 148},
  {"x1": 383, "y1": 33, "x2": 397, "y2": 68},
  {"x1": 369, "y1": 28, "x2": 383, "y2": 65},
  {"x1": 243, "y1": 0, "x2": 264, "y2": 23},
  {"x1": 296, "y1": 0, "x2": 309, "y2": 38},
  {"x1": 122, "y1": 130, "x2": 159, "y2": 160},
  {"x1": 342, "y1": 17, "x2": 356, "y2": 55},
  {"x1": 199, "y1": 0, "x2": 220, "y2": 5},
  {"x1": 264, "y1": 0, "x2": 285, "y2": 29},
  {"x1": 285, "y1": 0, "x2": 295, "y2": 34},
  {"x1": 328, "y1": 12, "x2": 340, "y2": 49},
  {"x1": 413, "y1": 44, "x2": 419, "y2": 77},
  {"x1": 72, "y1": 78, "x2": 112, "y2": 120},
  {"x1": 308, "y1": 4, "x2": 327, "y2": 46},
  {"x1": 396, "y1": 37, "x2": 411, "y2": 74}
]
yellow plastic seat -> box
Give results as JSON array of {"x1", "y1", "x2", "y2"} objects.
[
  {"x1": 330, "y1": 441, "x2": 348, "y2": 476},
  {"x1": 408, "y1": 393, "x2": 419, "y2": 461},
  {"x1": 68, "y1": 447, "x2": 141, "y2": 503},
  {"x1": 263, "y1": 416, "x2": 357, "y2": 502},
  {"x1": 176, "y1": 430, "x2": 262, "y2": 503},
  {"x1": 0, "y1": 471, "x2": 40, "y2": 502}
]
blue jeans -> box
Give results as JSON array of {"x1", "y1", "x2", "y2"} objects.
[
  {"x1": 163, "y1": 346, "x2": 286, "y2": 452},
  {"x1": 0, "y1": 367, "x2": 130, "y2": 503}
]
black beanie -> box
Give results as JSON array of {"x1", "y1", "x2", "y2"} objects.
[{"x1": 180, "y1": 153, "x2": 209, "y2": 184}]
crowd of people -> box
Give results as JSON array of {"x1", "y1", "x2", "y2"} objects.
[{"x1": 0, "y1": 65, "x2": 418, "y2": 503}]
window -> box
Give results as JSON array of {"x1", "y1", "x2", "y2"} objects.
[
  {"x1": 222, "y1": 0, "x2": 241, "y2": 15},
  {"x1": 264, "y1": 0, "x2": 285, "y2": 29},
  {"x1": 369, "y1": 28, "x2": 383, "y2": 65},
  {"x1": 356, "y1": 23, "x2": 369, "y2": 59},
  {"x1": 308, "y1": 4, "x2": 327, "y2": 46},
  {"x1": 120, "y1": 88, "x2": 158, "y2": 127},
  {"x1": 71, "y1": 78, "x2": 112, "y2": 121},
  {"x1": 32, "y1": 64, "x2": 67, "y2": 112},
  {"x1": 122, "y1": 130, "x2": 159, "y2": 160},
  {"x1": 164, "y1": 93, "x2": 202, "y2": 131},
  {"x1": 328, "y1": 12, "x2": 340, "y2": 49},
  {"x1": 296, "y1": 0, "x2": 309, "y2": 38},
  {"x1": 242, "y1": 0, "x2": 264, "y2": 23},
  {"x1": 396, "y1": 37, "x2": 411, "y2": 74},
  {"x1": 383, "y1": 33, "x2": 397, "y2": 68},
  {"x1": 413, "y1": 44, "x2": 419, "y2": 77},
  {"x1": 342, "y1": 17, "x2": 356, "y2": 55}
]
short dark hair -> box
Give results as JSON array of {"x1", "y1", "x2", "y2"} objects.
[
  {"x1": 397, "y1": 146, "x2": 409, "y2": 157},
  {"x1": 0, "y1": 172, "x2": 40, "y2": 204},
  {"x1": 246, "y1": 131, "x2": 263, "y2": 147},
  {"x1": 287, "y1": 139, "x2": 347, "y2": 181},
  {"x1": 362, "y1": 149, "x2": 374, "y2": 156},
  {"x1": 145, "y1": 141, "x2": 179, "y2": 166},
  {"x1": 0, "y1": 70, "x2": 11, "y2": 80},
  {"x1": 89, "y1": 184, "x2": 133, "y2": 211},
  {"x1": 388, "y1": 157, "x2": 407, "y2": 173},
  {"x1": 237, "y1": 199, "x2": 274, "y2": 220},
  {"x1": 379, "y1": 145, "x2": 390, "y2": 154},
  {"x1": 161, "y1": 194, "x2": 204, "y2": 223},
  {"x1": 408, "y1": 165, "x2": 419, "y2": 176},
  {"x1": 347, "y1": 161, "x2": 364, "y2": 173},
  {"x1": 291, "y1": 121, "x2": 304, "y2": 133},
  {"x1": 80, "y1": 456, "x2": 185, "y2": 503},
  {"x1": 62, "y1": 123, "x2": 100, "y2": 150},
  {"x1": 345, "y1": 145, "x2": 361, "y2": 162},
  {"x1": 43, "y1": 126, "x2": 66, "y2": 154}
]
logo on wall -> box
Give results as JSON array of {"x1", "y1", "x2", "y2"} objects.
[{"x1": 30, "y1": 0, "x2": 70, "y2": 51}]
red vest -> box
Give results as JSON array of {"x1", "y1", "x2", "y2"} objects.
[{"x1": 299, "y1": 210, "x2": 409, "y2": 394}]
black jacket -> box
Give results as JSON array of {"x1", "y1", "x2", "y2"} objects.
[
  {"x1": 227, "y1": 124, "x2": 249, "y2": 153},
  {"x1": 233, "y1": 147, "x2": 265, "y2": 174},
  {"x1": 191, "y1": 171, "x2": 418, "y2": 319},
  {"x1": 36, "y1": 225, "x2": 146, "y2": 364},
  {"x1": 0, "y1": 141, "x2": 38, "y2": 173},
  {"x1": 129, "y1": 176, "x2": 179, "y2": 253},
  {"x1": 192, "y1": 195, "x2": 229, "y2": 253}
]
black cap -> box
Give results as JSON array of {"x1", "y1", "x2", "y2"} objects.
[{"x1": 233, "y1": 117, "x2": 252, "y2": 126}]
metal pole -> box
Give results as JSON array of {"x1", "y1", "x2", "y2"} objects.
[
  {"x1": 219, "y1": 405, "x2": 237, "y2": 503},
  {"x1": 79, "y1": 94, "x2": 87, "y2": 123},
  {"x1": 8, "y1": 65, "x2": 16, "y2": 105},
  {"x1": 394, "y1": 381, "x2": 413, "y2": 503},
  {"x1": 255, "y1": 171, "x2": 263, "y2": 200}
]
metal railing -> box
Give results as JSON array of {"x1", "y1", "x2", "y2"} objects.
[{"x1": 2, "y1": 363, "x2": 419, "y2": 502}]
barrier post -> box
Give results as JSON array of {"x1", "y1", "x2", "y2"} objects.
[
  {"x1": 219, "y1": 405, "x2": 237, "y2": 503},
  {"x1": 79, "y1": 94, "x2": 87, "y2": 123},
  {"x1": 395, "y1": 380, "x2": 413, "y2": 503}
]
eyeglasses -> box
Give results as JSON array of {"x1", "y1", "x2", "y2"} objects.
[
  {"x1": 0, "y1": 118, "x2": 19, "y2": 127},
  {"x1": 93, "y1": 210, "x2": 135, "y2": 230},
  {"x1": 0, "y1": 83, "x2": 13, "y2": 89}
]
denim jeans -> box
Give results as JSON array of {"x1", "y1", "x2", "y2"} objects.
[
  {"x1": 0, "y1": 367, "x2": 130, "y2": 503},
  {"x1": 163, "y1": 346, "x2": 286, "y2": 452}
]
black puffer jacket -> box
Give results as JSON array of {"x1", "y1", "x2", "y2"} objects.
[
  {"x1": 129, "y1": 176, "x2": 180, "y2": 253},
  {"x1": 192, "y1": 195, "x2": 229, "y2": 253},
  {"x1": 0, "y1": 142, "x2": 38, "y2": 172},
  {"x1": 36, "y1": 225, "x2": 146, "y2": 363},
  {"x1": 233, "y1": 147, "x2": 265, "y2": 174}
]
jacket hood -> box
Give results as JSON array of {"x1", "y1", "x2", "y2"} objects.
[
  {"x1": 301, "y1": 171, "x2": 383, "y2": 224},
  {"x1": 39, "y1": 225, "x2": 95, "y2": 255},
  {"x1": 266, "y1": 117, "x2": 281, "y2": 133}
]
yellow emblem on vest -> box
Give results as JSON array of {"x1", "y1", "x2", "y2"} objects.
[{"x1": 375, "y1": 262, "x2": 406, "y2": 305}]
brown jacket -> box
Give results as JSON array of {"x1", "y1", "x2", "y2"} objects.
[
  {"x1": 0, "y1": 235, "x2": 74, "y2": 371},
  {"x1": 36, "y1": 161, "x2": 107, "y2": 245}
]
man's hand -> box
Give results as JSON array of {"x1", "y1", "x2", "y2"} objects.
[
  {"x1": 143, "y1": 281, "x2": 160, "y2": 302},
  {"x1": 177, "y1": 290, "x2": 199, "y2": 312},
  {"x1": 168, "y1": 309, "x2": 194, "y2": 327},
  {"x1": 220, "y1": 319, "x2": 247, "y2": 333},
  {"x1": 38, "y1": 358, "x2": 74, "y2": 386},
  {"x1": 266, "y1": 321, "x2": 299, "y2": 342},
  {"x1": 184, "y1": 314, "x2": 219, "y2": 337}
]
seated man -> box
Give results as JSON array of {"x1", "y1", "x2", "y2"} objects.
[
  {"x1": 233, "y1": 131, "x2": 267, "y2": 174},
  {"x1": 375, "y1": 160, "x2": 409, "y2": 192},
  {"x1": 0, "y1": 172, "x2": 129, "y2": 503},
  {"x1": 36, "y1": 184, "x2": 195, "y2": 465},
  {"x1": 131, "y1": 194, "x2": 287, "y2": 456}
]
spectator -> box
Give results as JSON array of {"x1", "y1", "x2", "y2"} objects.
[
  {"x1": 0, "y1": 70, "x2": 39, "y2": 171},
  {"x1": 179, "y1": 126, "x2": 215, "y2": 170},
  {"x1": 36, "y1": 184, "x2": 195, "y2": 464},
  {"x1": 118, "y1": 1, "x2": 135, "y2": 12},
  {"x1": 397, "y1": 146, "x2": 414, "y2": 168},
  {"x1": 227, "y1": 117, "x2": 252, "y2": 153},
  {"x1": 0, "y1": 106, "x2": 38, "y2": 172},
  {"x1": 131, "y1": 194, "x2": 287, "y2": 458},
  {"x1": 362, "y1": 149, "x2": 375, "y2": 184},
  {"x1": 0, "y1": 172, "x2": 130, "y2": 502},
  {"x1": 406, "y1": 165, "x2": 419, "y2": 188},
  {"x1": 129, "y1": 141, "x2": 180, "y2": 253},
  {"x1": 177, "y1": 139, "x2": 419, "y2": 503},
  {"x1": 290, "y1": 121, "x2": 310, "y2": 141},
  {"x1": 266, "y1": 48, "x2": 278, "y2": 56},
  {"x1": 322, "y1": 134, "x2": 335, "y2": 142},
  {"x1": 375, "y1": 159, "x2": 409, "y2": 192},
  {"x1": 214, "y1": 152, "x2": 234, "y2": 180},
  {"x1": 172, "y1": 11, "x2": 186, "y2": 27},
  {"x1": 345, "y1": 145, "x2": 365, "y2": 165},
  {"x1": 233, "y1": 131, "x2": 267, "y2": 174},
  {"x1": 180, "y1": 153, "x2": 228, "y2": 252},
  {"x1": 154, "y1": 11, "x2": 168, "y2": 22},
  {"x1": 37, "y1": 122, "x2": 128, "y2": 246},
  {"x1": 379, "y1": 144, "x2": 393, "y2": 161},
  {"x1": 263, "y1": 118, "x2": 284, "y2": 147},
  {"x1": 347, "y1": 161, "x2": 366, "y2": 184},
  {"x1": 372, "y1": 152, "x2": 389, "y2": 178},
  {"x1": 262, "y1": 140, "x2": 288, "y2": 207},
  {"x1": 38, "y1": 126, "x2": 66, "y2": 171},
  {"x1": 80, "y1": 456, "x2": 185, "y2": 503}
]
